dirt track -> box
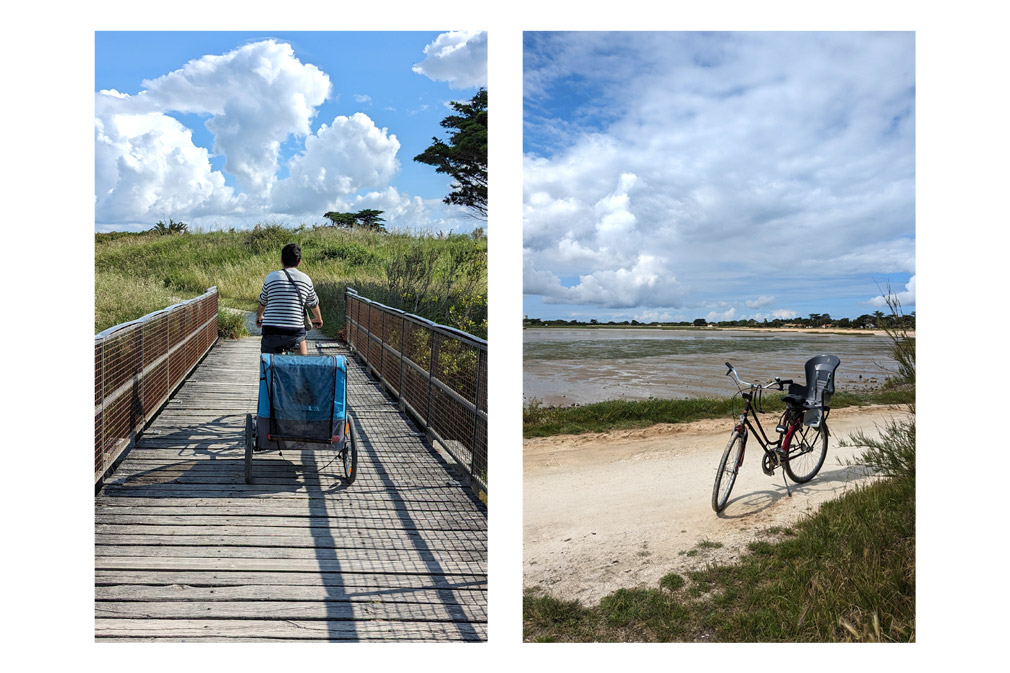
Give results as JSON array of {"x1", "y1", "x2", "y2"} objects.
[{"x1": 523, "y1": 405, "x2": 907, "y2": 606}]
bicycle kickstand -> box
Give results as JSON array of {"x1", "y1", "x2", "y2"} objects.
[{"x1": 782, "y1": 467, "x2": 791, "y2": 497}]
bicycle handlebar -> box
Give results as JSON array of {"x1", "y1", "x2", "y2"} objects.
[{"x1": 725, "y1": 363, "x2": 791, "y2": 391}]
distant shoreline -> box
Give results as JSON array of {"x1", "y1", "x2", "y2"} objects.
[{"x1": 523, "y1": 324, "x2": 912, "y2": 338}]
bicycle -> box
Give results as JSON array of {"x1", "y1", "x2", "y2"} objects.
[{"x1": 711, "y1": 355, "x2": 840, "y2": 513}]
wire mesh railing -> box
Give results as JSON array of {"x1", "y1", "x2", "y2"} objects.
[
  {"x1": 94, "y1": 287, "x2": 218, "y2": 484},
  {"x1": 345, "y1": 287, "x2": 488, "y2": 497}
]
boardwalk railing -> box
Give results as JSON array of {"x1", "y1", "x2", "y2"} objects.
[
  {"x1": 94, "y1": 287, "x2": 218, "y2": 484},
  {"x1": 345, "y1": 287, "x2": 487, "y2": 496}
]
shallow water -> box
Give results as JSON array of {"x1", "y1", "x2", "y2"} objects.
[{"x1": 523, "y1": 328, "x2": 898, "y2": 405}]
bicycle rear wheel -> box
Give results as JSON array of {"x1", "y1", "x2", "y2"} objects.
[
  {"x1": 712, "y1": 431, "x2": 745, "y2": 513},
  {"x1": 784, "y1": 421, "x2": 828, "y2": 483}
]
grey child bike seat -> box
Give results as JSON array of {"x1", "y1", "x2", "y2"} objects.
[{"x1": 782, "y1": 354, "x2": 841, "y2": 410}]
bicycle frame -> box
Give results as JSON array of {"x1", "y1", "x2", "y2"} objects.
[
  {"x1": 723, "y1": 362, "x2": 813, "y2": 481},
  {"x1": 733, "y1": 391, "x2": 792, "y2": 468}
]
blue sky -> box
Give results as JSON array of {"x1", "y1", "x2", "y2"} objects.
[
  {"x1": 95, "y1": 31, "x2": 486, "y2": 232},
  {"x1": 523, "y1": 32, "x2": 915, "y2": 322}
]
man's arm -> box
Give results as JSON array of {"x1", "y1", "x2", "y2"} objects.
[{"x1": 310, "y1": 305, "x2": 322, "y2": 329}]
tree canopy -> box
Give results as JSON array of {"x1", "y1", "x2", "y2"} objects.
[
  {"x1": 413, "y1": 88, "x2": 487, "y2": 219},
  {"x1": 323, "y1": 209, "x2": 386, "y2": 232},
  {"x1": 150, "y1": 218, "x2": 189, "y2": 235}
]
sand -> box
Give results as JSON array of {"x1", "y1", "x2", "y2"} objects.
[{"x1": 523, "y1": 404, "x2": 908, "y2": 606}]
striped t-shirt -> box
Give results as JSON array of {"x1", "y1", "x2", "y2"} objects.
[{"x1": 258, "y1": 268, "x2": 319, "y2": 329}]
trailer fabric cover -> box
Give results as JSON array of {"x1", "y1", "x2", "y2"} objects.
[{"x1": 258, "y1": 354, "x2": 346, "y2": 442}]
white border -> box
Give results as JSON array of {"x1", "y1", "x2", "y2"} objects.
[{"x1": 6, "y1": 0, "x2": 1004, "y2": 666}]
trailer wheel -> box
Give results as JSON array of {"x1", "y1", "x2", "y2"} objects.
[
  {"x1": 244, "y1": 413, "x2": 254, "y2": 484},
  {"x1": 342, "y1": 420, "x2": 358, "y2": 485}
]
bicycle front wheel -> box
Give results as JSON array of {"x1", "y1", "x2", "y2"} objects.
[
  {"x1": 712, "y1": 431, "x2": 745, "y2": 513},
  {"x1": 784, "y1": 421, "x2": 828, "y2": 483}
]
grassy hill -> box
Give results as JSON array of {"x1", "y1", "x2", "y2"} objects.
[{"x1": 95, "y1": 224, "x2": 487, "y2": 339}]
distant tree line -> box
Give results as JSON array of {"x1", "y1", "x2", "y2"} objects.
[{"x1": 523, "y1": 310, "x2": 915, "y2": 330}]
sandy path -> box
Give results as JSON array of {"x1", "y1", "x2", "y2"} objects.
[{"x1": 523, "y1": 405, "x2": 907, "y2": 606}]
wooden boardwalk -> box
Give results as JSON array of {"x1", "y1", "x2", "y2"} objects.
[{"x1": 95, "y1": 337, "x2": 487, "y2": 642}]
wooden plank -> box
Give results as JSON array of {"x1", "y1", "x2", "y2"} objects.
[
  {"x1": 95, "y1": 555, "x2": 485, "y2": 576},
  {"x1": 93, "y1": 509, "x2": 484, "y2": 525},
  {"x1": 96, "y1": 500, "x2": 478, "y2": 515},
  {"x1": 94, "y1": 619, "x2": 486, "y2": 641},
  {"x1": 96, "y1": 542, "x2": 485, "y2": 564},
  {"x1": 96, "y1": 600, "x2": 485, "y2": 623},
  {"x1": 96, "y1": 497, "x2": 486, "y2": 516},
  {"x1": 95, "y1": 517, "x2": 485, "y2": 535},
  {"x1": 99, "y1": 488, "x2": 479, "y2": 506},
  {"x1": 96, "y1": 519, "x2": 478, "y2": 534},
  {"x1": 96, "y1": 533, "x2": 485, "y2": 553},
  {"x1": 96, "y1": 544, "x2": 486, "y2": 566},
  {"x1": 95, "y1": 570, "x2": 486, "y2": 591},
  {"x1": 96, "y1": 584, "x2": 486, "y2": 604}
]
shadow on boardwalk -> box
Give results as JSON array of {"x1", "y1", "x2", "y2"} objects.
[{"x1": 94, "y1": 337, "x2": 487, "y2": 642}]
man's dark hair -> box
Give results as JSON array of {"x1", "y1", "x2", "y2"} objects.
[{"x1": 281, "y1": 243, "x2": 301, "y2": 267}]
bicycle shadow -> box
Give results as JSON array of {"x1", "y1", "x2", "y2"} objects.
[{"x1": 717, "y1": 463, "x2": 877, "y2": 519}]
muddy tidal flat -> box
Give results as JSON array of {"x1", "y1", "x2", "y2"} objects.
[{"x1": 523, "y1": 327, "x2": 898, "y2": 406}]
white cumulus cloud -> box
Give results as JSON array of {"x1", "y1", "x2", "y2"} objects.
[
  {"x1": 96, "y1": 40, "x2": 334, "y2": 226},
  {"x1": 706, "y1": 307, "x2": 736, "y2": 322},
  {"x1": 95, "y1": 102, "x2": 241, "y2": 223},
  {"x1": 413, "y1": 31, "x2": 487, "y2": 89},
  {"x1": 869, "y1": 275, "x2": 916, "y2": 309},
  {"x1": 273, "y1": 113, "x2": 400, "y2": 213},
  {"x1": 140, "y1": 40, "x2": 331, "y2": 194}
]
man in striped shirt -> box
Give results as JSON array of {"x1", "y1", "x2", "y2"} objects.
[{"x1": 255, "y1": 243, "x2": 323, "y2": 355}]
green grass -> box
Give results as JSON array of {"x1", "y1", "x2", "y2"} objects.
[
  {"x1": 523, "y1": 388, "x2": 915, "y2": 438},
  {"x1": 524, "y1": 475, "x2": 915, "y2": 642},
  {"x1": 95, "y1": 270, "x2": 185, "y2": 334},
  {"x1": 95, "y1": 225, "x2": 487, "y2": 338},
  {"x1": 660, "y1": 573, "x2": 685, "y2": 591},
  {"x1": 216, "y1": 309, "x2": 250, "y2": 340}
]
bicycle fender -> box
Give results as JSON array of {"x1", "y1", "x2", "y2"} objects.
[{"x1": 782, "y1": 423, "x2": 796, "y2": 453}]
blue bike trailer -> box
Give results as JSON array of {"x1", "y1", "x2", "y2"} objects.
[{"x1": 256, "y1": 354, "x2": 347, "y2": 449}]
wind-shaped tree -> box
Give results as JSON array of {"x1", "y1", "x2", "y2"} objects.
[
  {"x1": 150, "y1": 219, "x2": 188, "y2": 235},
  {"x1": 414, "y1": 88, "x2": 487, "y2": 219},
  {"x1": 322, "y1": 210, "x2": 385, "y2": 231},
  {"x1": 354, "y1": 209, "x2": 386, "y2": 232},
  {"x1": 323, "y1": 211, "x2": 357, "y2": 228}
]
